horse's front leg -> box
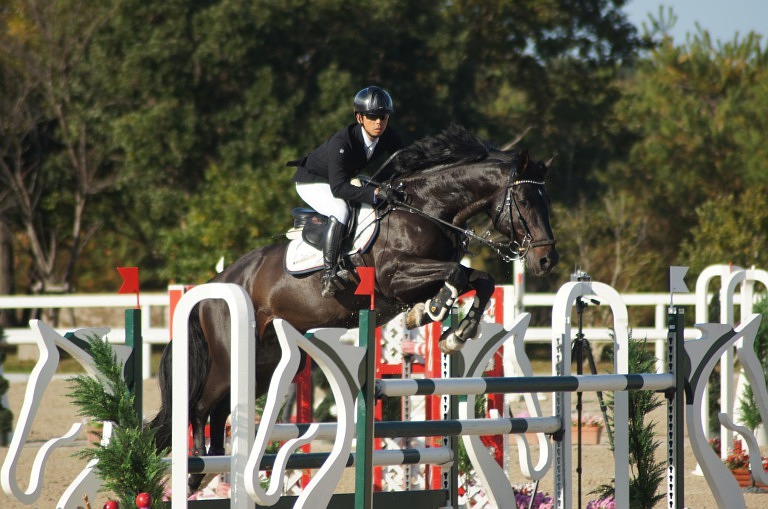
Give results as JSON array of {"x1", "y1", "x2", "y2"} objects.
[
  {"x1": 435, "y1": 269, "x2": 495, "y2": 353},
  {"x1": 382, "y1": 259, "x2": 494, "y2": 353}
]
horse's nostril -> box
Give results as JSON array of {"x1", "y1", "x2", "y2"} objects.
[{"x1": 539, "y1": 251, "x2": 559, "y2": 271}]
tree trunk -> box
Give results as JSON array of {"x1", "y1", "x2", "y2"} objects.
[{"x1": 0, "y1": 221, "x2": 15, "y2": 326}]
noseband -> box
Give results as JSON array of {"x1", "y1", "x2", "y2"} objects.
[{"x1": 493, "y1": 173, "x2": 557, "y2": 262}]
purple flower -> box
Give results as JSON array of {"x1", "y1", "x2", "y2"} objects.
[
  {"x1": 513, "y1": 485, "x2": 554, "y2": 509},
  {"x1": 586, "y1": 496, "x2": 616, "y2": 509}
]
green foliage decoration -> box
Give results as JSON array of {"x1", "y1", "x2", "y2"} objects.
[
  {"x1": 737, "y1": 295, "x2": 768, "y2": 431},
  {"x1": 595, "y1": 334, "x2": 666, "y2": 509},
  {"x1": 68, "y1": 337, "x2": 168, "y2": 508}
]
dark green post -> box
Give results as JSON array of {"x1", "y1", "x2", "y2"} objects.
[
  {"x1": 355, "y1": 309, "x2": 376, "y2": 509},
  {"x1": 444, "y1": 311, "x2": 459, "y2": 507},
  {"x1": 667, "y1": 306, "x2": 685, "y2": 509},
  {"x1": 125, "y1": 308, "x2": 143, "y2": 421}
]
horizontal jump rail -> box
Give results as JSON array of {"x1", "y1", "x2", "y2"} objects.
[
  {"x1": 258, "y1": 416, "x2": 561, "y2": 442},
  {"x1": 173, "y1": 447, "x2": 454, "y2": 474},
  {"x1": 376, "y1": 373, "x2": 676, "y2": 397}
]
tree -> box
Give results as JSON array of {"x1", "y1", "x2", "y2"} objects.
[
  {"x1": 0, "y1": 1, "x2": 121, "y2": 294},
  {"x1": 2, "y1": 0, "x2": 651, "y2": 291},
  {"x1": 595, "y1": 27, "x2": 768, "y2": 288},
  {"x1": 679, "y1": 184, "x2": 768, "y2": 274},
  {"x1": 551, "y1": 187, "x2": 663, "y2": 292}
]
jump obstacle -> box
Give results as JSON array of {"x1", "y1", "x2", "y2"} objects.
[
  {"x1": 4, "y1": 268, "x2": 768, "y2": 509},
  {"x1": 163, "y1": 278, "x2": 768, "y2": 509}
]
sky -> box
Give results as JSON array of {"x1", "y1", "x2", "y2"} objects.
[{"x1": 623, "y1": 0, "x2": 767, "y2": 45}]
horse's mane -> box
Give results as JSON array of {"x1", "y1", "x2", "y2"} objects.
[{"x1": 390, "y1": 124, "x2": 494, "y2": 176}]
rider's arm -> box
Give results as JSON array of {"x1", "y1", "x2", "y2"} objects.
[{"x1": 326, "y1": 135, "x2": 378, "y2": 204}]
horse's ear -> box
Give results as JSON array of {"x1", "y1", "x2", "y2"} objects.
[
  {"x1": 545, "y1": 153, "x2": 558, "y2": 169},
  {"x1": 517, "y1": 149, "x2": 530, "y2": 173}
]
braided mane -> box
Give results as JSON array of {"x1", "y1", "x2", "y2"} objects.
[{"x1": 390, "y1": 124, "x2": 494, "y2": 176}]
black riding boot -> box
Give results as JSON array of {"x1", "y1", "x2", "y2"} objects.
[{"x1": 321, "y1": 216, "x2": 345, "y2": 298}]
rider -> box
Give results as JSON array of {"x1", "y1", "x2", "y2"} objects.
[{"x1": 289, "y1": 86, "x2": 405, "y2": 298}]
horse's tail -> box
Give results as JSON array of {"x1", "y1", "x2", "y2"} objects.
[{"x1": 148, "y1": 304, "x2": 210, "y2": 452}]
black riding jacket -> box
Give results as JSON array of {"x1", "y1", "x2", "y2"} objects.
[{"x1": 290, "y1": 123, "x2": 403, "y2": 204}]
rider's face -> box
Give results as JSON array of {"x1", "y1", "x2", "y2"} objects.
[{"x1": 357, "y1": 113, "x2": 389, "y2": 139}]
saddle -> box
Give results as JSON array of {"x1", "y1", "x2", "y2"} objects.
[{"x1": 283, "y1": 205, "x2": 379, "y2": 274}]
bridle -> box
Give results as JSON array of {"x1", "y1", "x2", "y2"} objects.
[
  {"x1": 492, "y1": 172, "x2": 557, "y2": 262},
  {"x1": 379, "y1": 170, "x2": 556, "y2": 263}
]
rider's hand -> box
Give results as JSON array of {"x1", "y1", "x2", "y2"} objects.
[{"x1": 376, "y1": 184, "x2": 404, "y2": 205}]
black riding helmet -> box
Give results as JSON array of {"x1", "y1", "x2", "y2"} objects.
[{"x1": 353, "y1": 86, "x2": 395, "y2": 116}]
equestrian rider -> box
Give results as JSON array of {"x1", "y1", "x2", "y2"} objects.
[{"x1": 290, "y1": 86, "x2": 404, "y2": 298}]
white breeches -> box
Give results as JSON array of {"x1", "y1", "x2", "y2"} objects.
[{"x1": 295, "y1": 182, "x2": 350, "y2": 225}]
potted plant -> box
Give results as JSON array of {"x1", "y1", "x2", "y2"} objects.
[
  {"x1": 571, "y1": 414, "x2": 604, "y2": 445},
  {"x1": 724, "y1": 439, "x2": 751, "y2": 487}
]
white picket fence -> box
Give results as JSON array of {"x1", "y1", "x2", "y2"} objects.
[{"x1": 0, "y1": 287, "x2": 714, "y2": 380}]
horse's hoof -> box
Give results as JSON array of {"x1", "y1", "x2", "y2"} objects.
[
  {"x1": 188, "y1": 472, "x2": 215, "y2": 495},
  {"x1": 406, "y1": 302, "x2": 426, "y2": 329},
  {"x1": 438, "y1": 332, "x2": 466, "y2": 354}
]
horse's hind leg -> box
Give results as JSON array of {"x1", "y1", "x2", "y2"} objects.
[
  {"x1": 189, "y1": 351, "x2": 231, "y2": 491},
  {"x1": 188, "y1": 394, "x2": 229, "y2": 494},
  {"x1": 208, "y1": 394, "x2": 230, "y2": 455}
]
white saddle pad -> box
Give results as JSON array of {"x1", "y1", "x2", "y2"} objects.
[{"x1": 284, "y1": 205, "x2": 379, "y2": 274}]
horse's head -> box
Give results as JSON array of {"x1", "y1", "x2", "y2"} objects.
[{"x1": 492, "y1": 150, "x2": 558, "y2": 276}]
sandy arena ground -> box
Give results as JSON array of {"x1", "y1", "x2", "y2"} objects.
[{"x1": 1, "y1": 377, "x2": 767, "y2": 508}]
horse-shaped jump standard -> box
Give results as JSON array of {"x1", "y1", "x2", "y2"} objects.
[{"x1": 149, "y1": 125, "x2": 558, "y2": 492}]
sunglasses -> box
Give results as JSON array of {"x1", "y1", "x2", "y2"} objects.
[{"x1": 364, "y1": 113, "x2": 390, "y2": 121}]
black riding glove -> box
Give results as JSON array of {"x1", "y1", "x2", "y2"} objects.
[{"x1": 376, "y1": 184, "x2": 405, "y2": 206}]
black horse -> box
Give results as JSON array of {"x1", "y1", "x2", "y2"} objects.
[{"x1": 149, "y1": 125, "x2": 558, "y2": 492}]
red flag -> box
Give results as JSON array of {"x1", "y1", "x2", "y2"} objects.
[
  {"x1": 117, "y1": 266, "x2": 140, "y2": 308},
  {"x1": 354, "y1": 267, "x2": 376, "y2": 310}
]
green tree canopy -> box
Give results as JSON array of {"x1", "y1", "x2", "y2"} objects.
[
  {"x1": 583, "y1": 29, "x2": 768, "y2": 289},
  {"x1": 680, "y1": 184, "x2": 768, "y2": 274}
]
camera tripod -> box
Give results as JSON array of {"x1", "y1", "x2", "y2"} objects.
[{"x1": 572, "y1": 295, "x2": 614, "y2": 509}]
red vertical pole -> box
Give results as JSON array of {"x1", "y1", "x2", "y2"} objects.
[
  {"x1": 374, "y1": 325, "x2": 384, "y2": 491},
  {"x1": 424, "y1": 320, "x2": 443, "y2": 489},
  {"x1": 168, "y1": 285, "x2": 186, "y2": 340},
  {"x1": 295, "y1": 358, "x2": 313, "y2": 487},
  {"x1": 483, "y1": 286, "x2": 505, "y2": 467}
]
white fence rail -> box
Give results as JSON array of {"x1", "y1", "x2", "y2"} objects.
[
  {"x1": 0, "y1": 287, "x2": 721, "y2": 379},
  {"x1": 0, "y1": 293, "x2": 169, "y2": 380}
]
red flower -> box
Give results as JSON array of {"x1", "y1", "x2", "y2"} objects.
[{"x1": 724, "y1": 439, "x2": 749, "y2": 470}]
